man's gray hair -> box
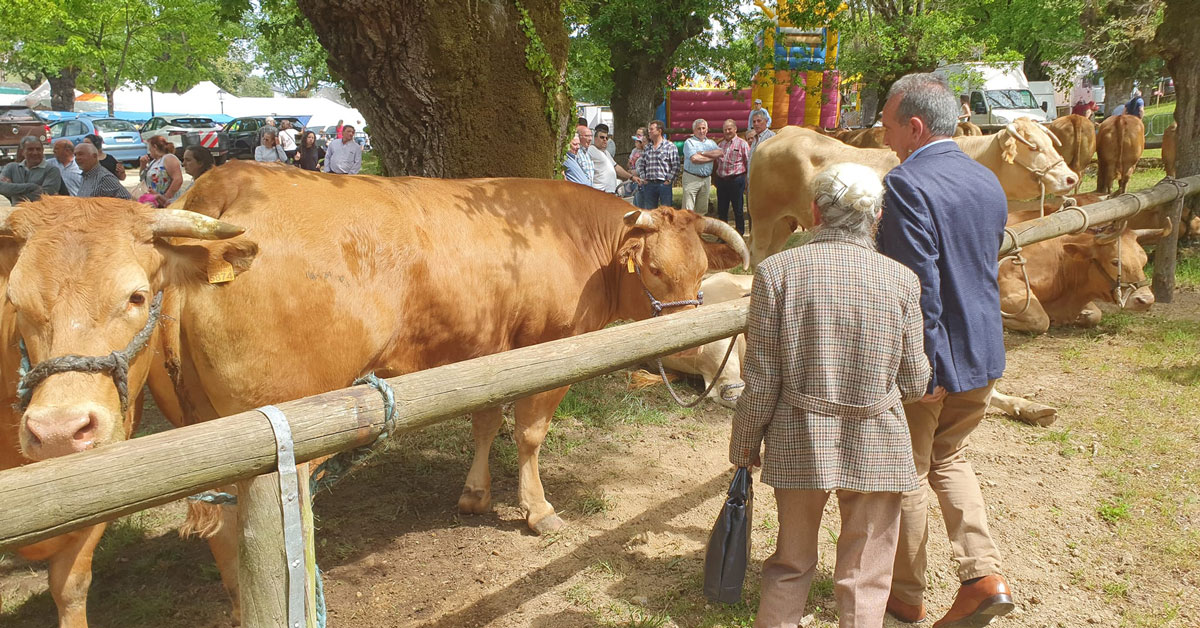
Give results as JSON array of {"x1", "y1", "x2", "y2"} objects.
[
  {"x1": 74, "y1": 141, "x2": 97, "y2": 155},
  {"x1": 692, "y1": 118, "x2": 708, "y2": 131},
  {"x1": 751, "y1": 111, "x2": 767, "y2": 122},
  {"x1": 19, "y1": 136, "x2": 42, "y2": 150},
  {"x1": 887, "y1": 73, "x2": 959, "y2": 137},
  {"x1": 261, "y1": 127, "x2": 278, "y2": 139},
  {"x1": 812, "y1": 162, "x2": 884, "y2": 240}
]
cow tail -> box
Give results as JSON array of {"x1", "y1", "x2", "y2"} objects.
[
  {"x1": 1075, "y1": 117, "x2": 1086, "y2": 173},
  {"x1": 181, "y1": 499, "x2": 226, "y2": 538}
]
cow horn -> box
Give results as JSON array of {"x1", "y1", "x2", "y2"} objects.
[
  {"x1": 702, "y1": 217, "x2": 751, "y2": 269},
  {"x1": 0, "y1": 208, "x2": 14, "y2": 237},
  {"x1": 623, "y1": 209, "x2": 657, "y2": 229},
  {"x1": 1005, "y1": 124, "x2": 1037, "y2": 149},
  {"x1": 151, "y1": 210, "x2": 245, "y2": 240},
  {"x1": 1133, "y1": 217, "x2": 1173, "y2": 243},
  {"x1": 1043, "y1": 126, "x2": 1063, "y2": 147}
]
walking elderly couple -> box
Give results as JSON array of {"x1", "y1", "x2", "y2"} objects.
[{"x1": 730, "y1": 73, "x2": 1013, "y2": 627}]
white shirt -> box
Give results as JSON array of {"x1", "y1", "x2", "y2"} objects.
[
  {"x1": 905, "y1": 138, "x2": 955, "y2": 162},
  {"x1": 279, "y1": 128, "x2": 298, "y2": 151},
  {"x1": 588, "y1": 145, "x2": 618, "y2": 193},
  {"x1": 52, "y1": 158, "x2": 83, "y2": 196},
  {"x1": 324, "y1": 138, "x2": 362, "y2": 174}
]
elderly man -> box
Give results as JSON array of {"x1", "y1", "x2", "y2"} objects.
[
  {"x1": 732, "y1": 162, "x2": 930, "y2": 627},
  {"x1": 0, "y1": 136, "x2": 62, "y2": 204},
  {"x1": 574, "y1": 124, "x2": 596, "y2": 187},
  {"x1": 681, "y1": 118, "x2": 722, "y2": 214},
  {"x1": 747, "y1": 98, "x2": 772, "y2": 130},
  {"x1": 563, "y1": 134, "x2": 589, "y2": 186},
  {"x1": 632, "y1": 120, "x2": 680, "y2": 209},
  {"x1": 323, "y1": 124, "x2": 362, "y2": 174},
  {"x1": 877, "y1": 73, "x2": 1013, "y2": 627},
  {"x1": 51, "y1": 139, "x2": 83, "y2": 196},
  {"x1": 74, "y1": 141, "x2": 132, "y2": 199},
  {"x1": 747, "y1": 112, "x2": 775, "y2": 167},
  {"x1": 714, "y1": 118, "x2": 751, "y2": 235}
]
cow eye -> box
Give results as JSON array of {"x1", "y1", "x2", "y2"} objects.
[
  {"x1": 1110, "y1": 258, "x2": 1120, "y2": 266},
  {"x1": 129, "y1": 292, "x2": 146, "y2": 306}
]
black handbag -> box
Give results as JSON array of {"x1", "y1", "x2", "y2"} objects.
[{"x1": 703, "y1": 466, "x2": 753, "y2": 604}]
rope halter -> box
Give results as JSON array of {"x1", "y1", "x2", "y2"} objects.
[
  {"x1": 15, "y1": 292, "x2": 164, "y2": 413},
  {"x1": 633, "y1": 264, "x2": 703, "y2": 317}
]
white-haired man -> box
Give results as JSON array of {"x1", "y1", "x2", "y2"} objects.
[{"x1": 682, "y1": 118, "x2": 721, "y2": 213}]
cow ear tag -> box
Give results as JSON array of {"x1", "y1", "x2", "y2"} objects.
[
  {"x1": 627, "y1": 258, "x2": 636, "y2": 274},
  {"x1": 209, "y1": 260, "x2": 237, "y2": 284}
]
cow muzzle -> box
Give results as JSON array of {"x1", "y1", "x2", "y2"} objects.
[
  {"x1": 1126, "y1": 285, "x2": 1155, "y2": 311},
  {"x1": 21, "y1": 402, "x2": 115, "y2": 460}
]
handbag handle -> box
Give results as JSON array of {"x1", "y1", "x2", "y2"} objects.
[{"x1": 728, "y1": 467, "x2": 751, "y2": 501}]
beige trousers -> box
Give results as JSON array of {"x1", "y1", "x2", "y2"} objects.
[
  {"x1": 682, "y1": 171, "x2": 711, "y2": 213},
  {"x1": 755, "y1": 489, "x2": 902, "y2": 628},
  {"x1": 891, "y1": 381, "x2": 1003, "y2": 605}
]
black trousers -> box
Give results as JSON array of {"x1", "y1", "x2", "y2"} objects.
[{"x1": 714, "y1": 173, "x2": 747, "y2": 234}]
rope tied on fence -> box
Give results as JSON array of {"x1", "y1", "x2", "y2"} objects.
[
  {"x1": 308, "y1": 372, "x2": 397, "y2": 495},
  {"x1": 999, "y1": 227, "x2": 1034, "y2": 318},
  {"x1": 15, "y1": 292, "x2": 164, "y2": 413}
]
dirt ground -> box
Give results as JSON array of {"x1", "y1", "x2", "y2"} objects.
[{"x1": 2, "y1": 296, "x2": 1198, "y2": 627}]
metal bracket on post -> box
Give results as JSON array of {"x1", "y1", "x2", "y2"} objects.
[{"x1": 258, "y1": 405, "x2": 307, "y2": 628}]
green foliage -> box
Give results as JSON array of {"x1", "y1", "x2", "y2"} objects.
[
  {"x1": 249, "y1": 0, "x2": 331, "y2": 96},
  {"x1": 0, "y1": 0, "x2": 243, "y2": 112},
  {"x1": 1081, "y1": 0, "x2": 1165, "y2": 86},
  {"x1": 517, "y1": 0, "x2": 569, "y2": 132},
  {"x1": 964, "y1": 0, "x2": 1086, "y2": 85}
]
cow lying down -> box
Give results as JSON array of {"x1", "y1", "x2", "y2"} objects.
[
  {"x1": 630, "y1": 272, "x2": 752, "y2": 408},
  {"x1": 632, "y1": 274, "x2": 1064, "y2": 426}
]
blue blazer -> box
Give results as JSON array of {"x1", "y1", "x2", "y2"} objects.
[{"x1": 877, "y1": 141, "x2": 1007, "y2": 394}]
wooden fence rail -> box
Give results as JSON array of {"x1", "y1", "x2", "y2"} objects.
[{"x1": 0, "y1": 175, "x2": 1198, "y2": 625}]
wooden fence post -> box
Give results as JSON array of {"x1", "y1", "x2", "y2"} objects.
[
  {"x1": 237, "y1": 473, "x2": 288, "y2": 627},
  {"x1": 1153, "y1": 191, "x2": 1186, "y2": 303}
]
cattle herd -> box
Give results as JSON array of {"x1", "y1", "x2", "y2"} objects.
[{"x1": 0, "y1": 110, "x2": 1185, "y2": 627}]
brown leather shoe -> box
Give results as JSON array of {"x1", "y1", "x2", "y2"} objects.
[
  {"x1": 932, "y1": 575, "x2": 1015, "y2": 628},
  {"x1": 887, "y1": 594, "x2": 927, "y2": 623}
]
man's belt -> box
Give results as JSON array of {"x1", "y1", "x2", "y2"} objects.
[{"x1": 684, "y1": 169, "x2": 711, "y2": 177}]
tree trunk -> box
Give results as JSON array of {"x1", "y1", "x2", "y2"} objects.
[
  {"x1": 105, "y1": 87, "x2": 116, "y2": 118},
  {"x1": 1104, "y1": 73, "x2": 1132, "y2": 115},
  {"x1": 610, "y1": 58, "x2": 667, "y2": 163},
  {"x1": 296, "y1": 0, "x2": 571, "y2": 178},
  {"x1": 47, "y1": 68, "x2": 78, "y2": 112},
  {"x1": 1158, "y1": 0, "x2": 1200, "y2": 227}
]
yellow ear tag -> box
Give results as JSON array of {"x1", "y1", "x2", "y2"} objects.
[
  {"x1": 208, "y1": 260, "x2": 236, "y2": 284},
  {"x1": 627, "y1": 258, "x2": 636, "y2": 274}
]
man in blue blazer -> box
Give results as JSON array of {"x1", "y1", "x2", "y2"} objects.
[{"x1": 876, "y1": 73, "x2": 1014, "y2": 628}]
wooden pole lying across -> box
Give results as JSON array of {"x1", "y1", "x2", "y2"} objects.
[
  {"x1": 999, "y1": 175, "x2": 1200, "y2": 257},
  {"x1": 0, "y1": 299, "x2": 749, "y2": 551}
]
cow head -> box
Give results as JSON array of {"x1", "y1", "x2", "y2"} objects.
[
  {"x1": 616, "y1": 208, "x2": 749, "y2": 321},
  {"x1": 0, "y1": 198, "x2": 255, "y2": 461},
  {"x1": 998, "y1": 118, "x2": 1078, "y2": 198},
  {"x1": 1062, "y1": 221, "x2": 1168, "y2": 312}
]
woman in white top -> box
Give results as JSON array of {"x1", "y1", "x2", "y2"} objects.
[{"x1": 255, "y1": 128, "x2": 288, "y2": 163}]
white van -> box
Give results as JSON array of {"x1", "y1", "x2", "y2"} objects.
[{"x1": 933, "y1": 62, "x2": 1051, "y2": 131}]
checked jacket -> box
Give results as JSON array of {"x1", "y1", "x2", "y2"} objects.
[{"x1": 730, "y1": 230, "x2": 931, "y2": 493}]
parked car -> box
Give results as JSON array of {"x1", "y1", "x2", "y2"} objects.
[
  {"x1": 223, "y1": 116, "x2": 305, "y2": 160},
  {"x1": 0, "y1": 106, "x2": 50, "y2": 164},
  {"x1": 48, "y1": 117, "x2": 147, "y2": 166},
  {"x1": 140, "y1": 115, "x2": 229, "y2": 164}
]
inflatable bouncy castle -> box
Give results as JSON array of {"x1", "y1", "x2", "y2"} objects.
[{"x1": 660, "y1": 0, "x2": 842, "y2": 138}]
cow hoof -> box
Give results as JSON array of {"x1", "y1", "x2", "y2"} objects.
[
  {"x1": 457, "y1": 488, "x2": 492, "y2": 515},
  {"x1": 1019, "y1": 406, "x2": 1058, "y2": 427},
  {"x1": 529, "y1": 513, "x2": 566, "y2": 535}
]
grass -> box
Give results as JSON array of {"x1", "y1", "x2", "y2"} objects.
[
  {"x1": 361, "y1": 150, "x2": 381, "y2": 175},
  {"x1": 1142, "y1": 100, "x2": 1176, "y2": 118},
  {"x1": 1079, "y1": 165, "x2": 1167, "y2": 196}
]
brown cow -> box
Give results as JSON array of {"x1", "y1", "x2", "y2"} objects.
[
  {"x1": 1162, "y1": 121, "x2": 1177, "y2": 178},
  {"x1": 1096, "y1": 114, "x2": 1145, "y2": 195},
  {"x1": 840, "y1": 126, "x2": 888, "y2": 148},
  {"x1": 0, "y1": 166, "x2": 748, "y2": 625},
  {"x1": 1045, "y1": 114, "x2": 1097, "y2": 193},
  {"x1": 747, "y1": 120, "x2": 1080, "y2": 265},
  {"x1": 999, "y1": 210, "x2": 1166, "y2": 333},
  {"x1": 955, "y1": 121, "x2": 983, "y2": 136}
]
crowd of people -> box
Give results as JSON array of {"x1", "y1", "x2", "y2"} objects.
[
  {"x1": 251, "y1": 115, "x2": 362, "y2": 174},
  {"x1": 731, "y1": 73, "x2": 1014, "y2": 628},
  {"x1": 562, "y1": 108, "x2": 777, "y2": 236}
]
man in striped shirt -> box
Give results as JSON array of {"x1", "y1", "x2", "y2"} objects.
[
  {"x1": 74, "y1": 141, "x2": 131, "y2": 199},
  {"x1": 632, "y1": 120, "x2": 680, "y2": 209},
  {"x1": 714, "y1": 118, "x2": 751, "y2": 235}
]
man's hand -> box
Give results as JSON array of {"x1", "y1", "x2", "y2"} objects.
[
  {"x1": 749, "y1": 451, "x2": 761, "y2": 468},
  {"x1": 0, "y1": 176, "x2": 10, "y2": 183},
  {"x1": 920, "y1": 385, "x2": 947, "y2": 404}
]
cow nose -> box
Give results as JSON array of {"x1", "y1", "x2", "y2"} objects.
[
  {"x1": 22, "y1": 406, "x2": 104, "y2": 460},
  {"x1": 1134, "y1": 292, "x2": 1155, "y2": 307},
  {"x1": 1064, "y1": 175, "x2": 1077, "y2": 187}
]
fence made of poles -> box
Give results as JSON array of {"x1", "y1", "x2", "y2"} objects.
[{"x1": 0, "y1": 175, "x2": 1197, "y2": 624}]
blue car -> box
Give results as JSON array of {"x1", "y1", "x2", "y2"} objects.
[{"x1": 48, "y1": 117, "x2": 147, "y2": 166}]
